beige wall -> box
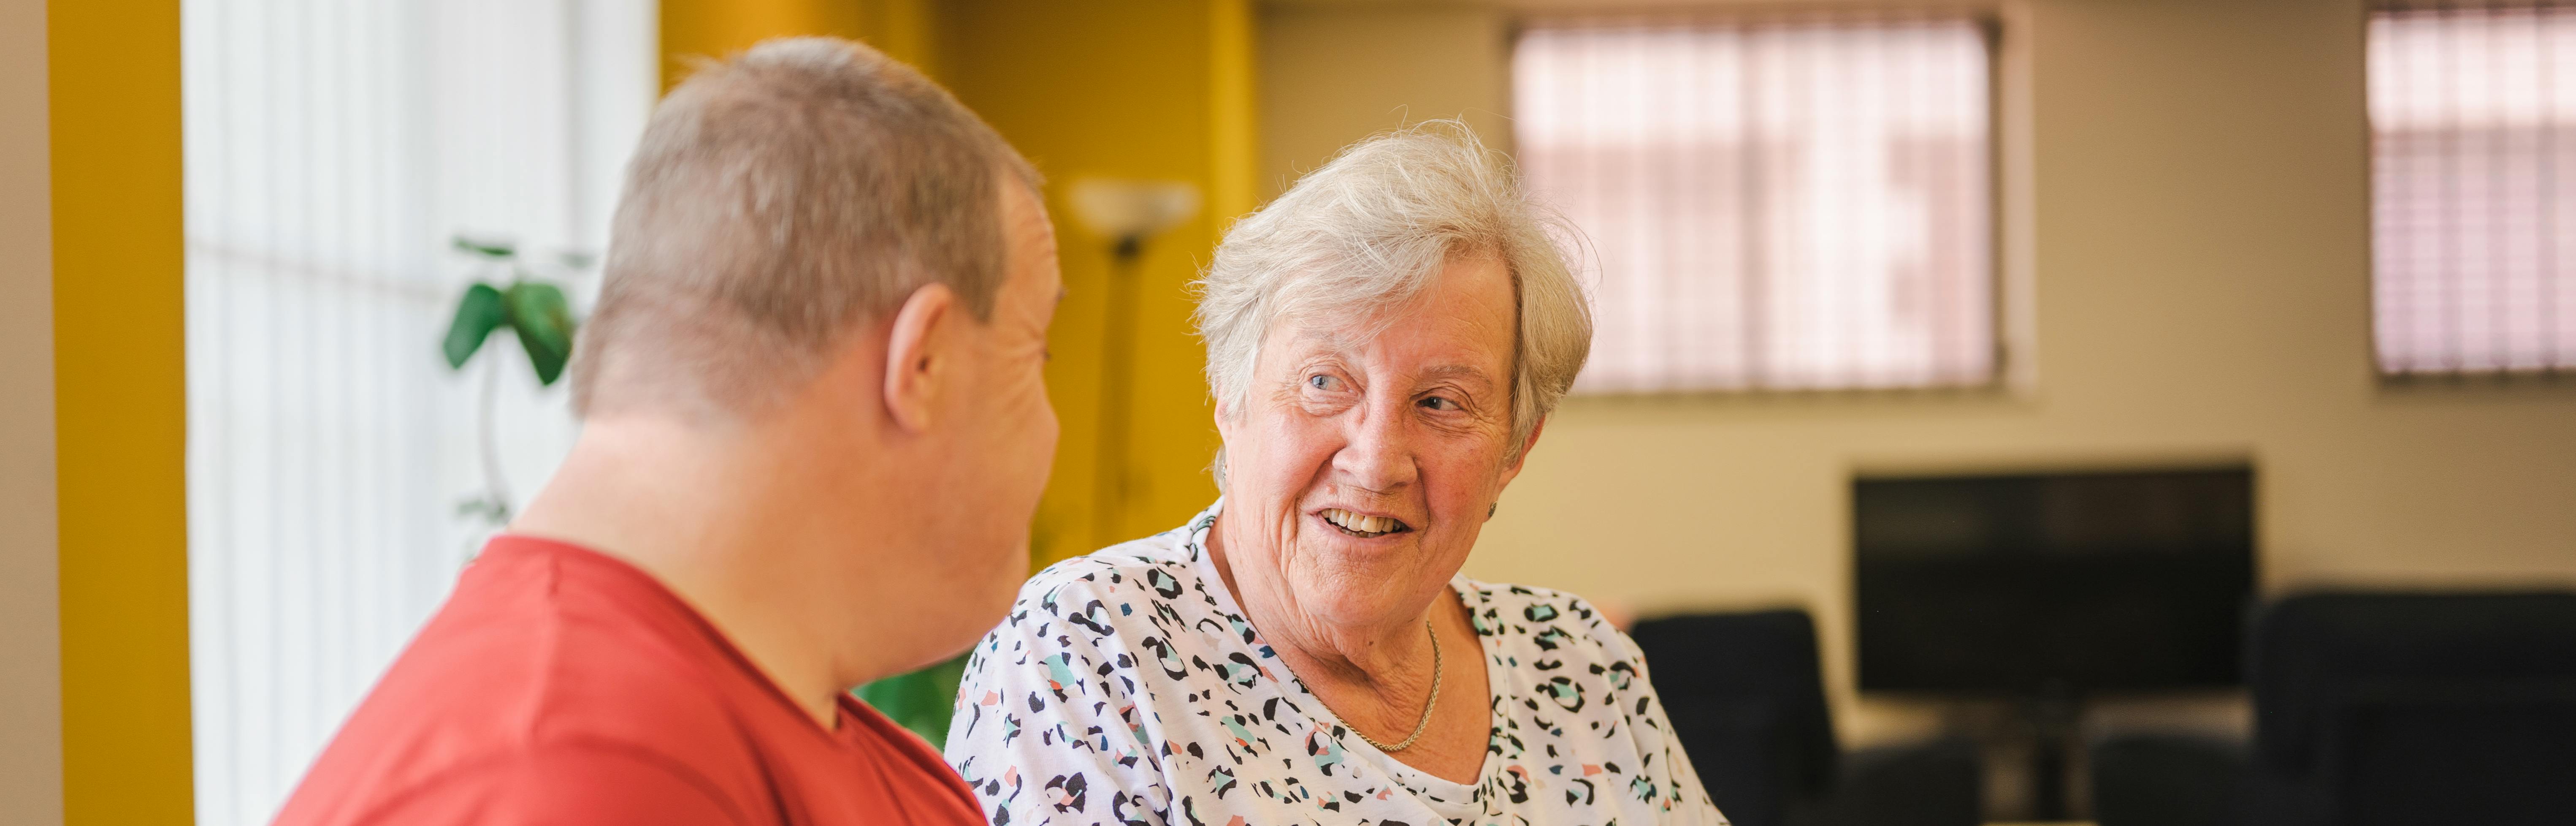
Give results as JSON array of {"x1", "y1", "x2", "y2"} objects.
[
  {"x1": 1, "y1": 0, "x2": 62, "y2": 819},
  {"x1": 1260, "y1": 4, "x2": 1513, "y2": 199},
  {"x1": 1263, "y1": 0, "x2": 2576, "y2": 746}
]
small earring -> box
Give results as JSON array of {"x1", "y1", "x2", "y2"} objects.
[{"x1": 1487, "y1": 502, "x2": 1498, "y2": 519}]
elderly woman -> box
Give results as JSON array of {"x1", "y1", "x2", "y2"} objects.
[{"x1": 945, "y1": 126, "x2": 1724, "y2": 826}]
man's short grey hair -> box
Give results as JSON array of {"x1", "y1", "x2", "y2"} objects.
[
  {"x1": 1195, "y1": 122, "x2": 1591, "y2": 478},
  {"x1": 573, "y1": 36, "x2": 1038, "y2": 420}
]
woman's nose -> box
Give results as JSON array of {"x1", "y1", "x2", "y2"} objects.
[{"x1": 1331, "y1": 403, "x2": 1417, "y2": 491}]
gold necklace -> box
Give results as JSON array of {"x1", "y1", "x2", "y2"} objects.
[{"x1": 1352, "y1": 619, "x2": 1443, "y2": 753}]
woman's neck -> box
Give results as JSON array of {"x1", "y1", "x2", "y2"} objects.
[
  {"x1": 1205, "y1": 511, "x2": 1492, "y2": 783},
  {"x1": 1208, "y1": 512, "x2": 1458, "y2": 728},
  {"x1": 1206, "y1": 511, "x2": 1434, "y2": 687}
]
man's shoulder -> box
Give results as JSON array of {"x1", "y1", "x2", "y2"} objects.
[
  {"x1": 278, "y1": 738, "x2": 753, "y2": 826},
  {"x1": 280, "y1": 554, "x2": 771, "y2": 823},
  {"x1": 388, "y1": 551, "x2": 763, "y2": 747}
]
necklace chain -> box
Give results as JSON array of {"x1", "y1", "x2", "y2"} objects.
[{"x1": 1352, "y1": 618, "x2": 1443, "y2": 753}]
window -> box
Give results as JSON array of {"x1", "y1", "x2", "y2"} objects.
[
  {"x1": 1515, "y1": 16, "x2": 1996, "y2": 394},
  {"x1": 181, "y1": 2, "x2": 652, "y2": 823},
  {"x1": 2370, "y1": 3, "x2": 2576, "y2": 377}
]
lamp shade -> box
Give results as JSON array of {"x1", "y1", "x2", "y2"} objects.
[{"x1": 1067, "y1": 177, "x2": 1201, "y2": 241}]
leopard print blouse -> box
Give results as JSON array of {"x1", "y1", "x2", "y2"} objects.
[{"x1": 944, "y1": 500, "x2": 1726, "y2": 826}]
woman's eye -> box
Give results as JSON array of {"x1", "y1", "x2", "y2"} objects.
[
  {"x1": 1420, "y1": 396, "x2": 1458, "y2": 411},
  {"x1": 1308, "y1": 375, "x2": 1340, "y2": 391}
]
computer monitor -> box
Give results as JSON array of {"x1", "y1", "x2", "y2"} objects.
[{"x1": 1853, "y1": 466, "x2": 2256, "y2": 694}]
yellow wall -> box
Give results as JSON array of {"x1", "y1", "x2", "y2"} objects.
[
  {"x1": 662, "y1": 0, "x2": 938, "y2": 86},
  {"x1": 49, "y1": 0, "x2": 194, "y2": 821},
  {"x1": 936, "y1": 0, "x2": 1255, "y2": 563},
  {"x1": 3, "y1": 0, "x2": 62, "y2": 818},
  {"x1": 1264, "y1": 0, "x2": 2576, "y2": 746}
]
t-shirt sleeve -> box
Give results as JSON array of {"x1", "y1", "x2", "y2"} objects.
[
  {"x1": 1578, "y1": 598, "x2": 1733, "y2": 826},
  {"x1": 360, "y1": 743, "x2": 748, "y2": 826},
  {"x1": 946, "y1": 569, "x2": 1175, "y2": 826}
]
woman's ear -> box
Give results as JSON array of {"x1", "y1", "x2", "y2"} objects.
[
  {"x1": 882, "y1": 282, "x2": 958, "y2": 433},
  {"x1": 1496, "y1": 416, "x2": 1548, "y2": 487}
]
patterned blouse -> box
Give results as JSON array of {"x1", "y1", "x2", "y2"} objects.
[{"x1": 943, "y1": 501, "x2": 1727, "y2": 826}]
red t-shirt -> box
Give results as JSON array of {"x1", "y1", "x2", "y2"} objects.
[{"x1": 274, "y1": 535, "x2": 985, "y2": 826}]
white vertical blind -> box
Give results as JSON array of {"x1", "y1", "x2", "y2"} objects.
[
  {"x1": 1515, "y1": 17, "x2": 1995, "y2": 394},
  {"x1": 2370, "y1": 3, "x2": 2576, "y2": 376},
  {"x1": 181, "y1": 3, "x2": 654, "y2": 824}
]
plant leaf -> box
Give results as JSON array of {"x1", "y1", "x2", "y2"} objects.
[
  {"x1": 504, "y1": 281, "x2": 577, "y2": 386},
  {"x1": 452, "y1": 235, "x2": 517, "y2": 260},
  {"x1": 441, "y1": 283, "x2": 508, "y2": 369}
]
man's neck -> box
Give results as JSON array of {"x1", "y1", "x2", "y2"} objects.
[{"x1": 509, "y1": 417, "x2": 888, "y2": 728}]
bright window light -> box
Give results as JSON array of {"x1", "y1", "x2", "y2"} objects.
[
  {"x1": 1515, "y1": 16, "x2": 1996, "y2": 394},
  {"x1": 2370, "y1": 4, "x2": 2576, "y2": 377},
  {"x1": 181, "y1": 1, "x2": 652, "y2": 823}
]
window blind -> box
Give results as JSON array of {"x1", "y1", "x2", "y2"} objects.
[
  {"x1": 2371, "y1": 3, "x2": 2576, "y2": 376},
  {"x1": 1515, "y1": 16, "x2": 1996, "y2": 394},
  {"x1": 181, "y1": 2, "x2": 653, "y2": 823}
]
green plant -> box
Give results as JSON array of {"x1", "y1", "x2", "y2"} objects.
[
  {"x1": 854, "y1": 653, "x2": 972, "y2": 746},
  {"x1": 442, "y1": 236, "x2": 579, "y2": 386},
  {"x1": 441, "y1": 236, "x2": 588, "y2": 526}
]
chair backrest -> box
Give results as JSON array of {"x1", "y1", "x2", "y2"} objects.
[
  {"x1": 1629, "y1": 609, "x2": 1839, "y2": 826},
  {"x1": 2248, "y1": 592, "x2": 2576, "y2": 825}
]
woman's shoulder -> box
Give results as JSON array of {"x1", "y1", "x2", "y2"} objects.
[
  {"x1": 996, "y1": 524, "x2": 1228, "y2": 645},
  {"x1": 1459, "y1": 578, "x2": 1644, "y2": 664},
  {"x1": 1020, "y1": 531, "x2": 1198, "y2": 600}
]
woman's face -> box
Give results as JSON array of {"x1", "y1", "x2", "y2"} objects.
[{"x1": 1216, "y1": 254, "x2": 1539, "y2": 630}]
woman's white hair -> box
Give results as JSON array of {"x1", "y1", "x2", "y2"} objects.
[{"x1": 1195, "y1": 122, "x2": 1592, "y2": 481}]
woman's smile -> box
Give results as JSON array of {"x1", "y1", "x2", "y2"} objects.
[{"x1": 1315, "y1": 506, "x2": 1415, "y2": 539}]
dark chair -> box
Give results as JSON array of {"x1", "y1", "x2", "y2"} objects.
[
  {"x1": 1631, "y1": 611, "x2": 1839, "y2": 826},
  {"x1": 2245, "y1": 592, "x2": 2576, "y2": 826},
  {"x1": 1631, "y1": 610, "x2": 1980, "y2": 826},
  {"x1": 2091, "y1": 733, "x2": 2246, "y2": 826},
  {"x1": 1797, "y1": 737, "x2": 1983, "y2": 826}
]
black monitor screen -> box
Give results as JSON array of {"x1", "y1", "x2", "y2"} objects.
[{"x1": 1853, "y1": 467, "x2": 2255, "y2": 693}]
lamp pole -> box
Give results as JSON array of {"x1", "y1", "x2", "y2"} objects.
[{"x1": 1092, "y1": 234, "x2": 1146, "y2": 548}]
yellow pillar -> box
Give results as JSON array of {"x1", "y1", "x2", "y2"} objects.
[
  {"x1": 935, "y1": 0, "x2": 1258, "y2": 563},
  {"x1": 1208, "y1": 0, "x2": 1259, "y2": 227},
  {"x1": 49, "y1": 0, "x2": 194, "y2": 822}
]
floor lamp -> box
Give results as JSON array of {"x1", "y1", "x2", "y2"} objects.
[{"x1": 1067, "y1": 178, "x2": 1200, "y2": 548}]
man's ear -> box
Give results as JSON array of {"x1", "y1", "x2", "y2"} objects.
[{"x1": 883, "y1": 283, "x2": 958, "y2": 433}]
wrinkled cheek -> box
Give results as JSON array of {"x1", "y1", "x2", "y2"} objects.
[
  {"x1": 1287, "y1": 539, "x2": 1409, "y2": 590},
  {"x1": 1312, "y1": 564, "x2": 1424, "y2": 622}
]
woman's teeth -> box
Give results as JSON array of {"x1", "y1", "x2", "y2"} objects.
[{"x1": 1320, "y1": 508, "x2": 1408, "y2": 536}]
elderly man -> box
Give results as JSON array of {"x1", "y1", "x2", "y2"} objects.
[{"x1": 276, "y1": 38, "x2": 1059, "y2": 825}]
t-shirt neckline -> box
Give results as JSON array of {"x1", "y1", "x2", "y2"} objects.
[{"x1": 482, "y1": 533, "x2": 887, "y2": 744}]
